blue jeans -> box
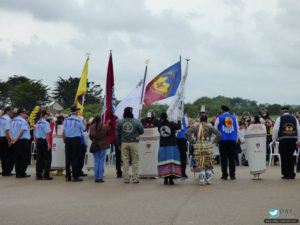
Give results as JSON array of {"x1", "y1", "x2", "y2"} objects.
[{"x1": 93, "y1": 150, "x2": 107, "y2": 179}]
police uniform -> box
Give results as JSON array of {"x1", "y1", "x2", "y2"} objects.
[
  {"x1": 215, "y1": 109, "x2": 239, "y2": 179},
  {"x1": 0, "y1": 113, "x2": 14, "y2": 176},
  {"x1": 34, "y1": 118, "x2": 52, "y2": 179},
  {"x1": 273, "y1": 112, "x2": 300, "y2": 179},
  {"x1": 63, "y1": 114, "x2": 85, "y2": 181},
  {"x1": 11, "y1": 115, "x2": 30, "y2": 177}
]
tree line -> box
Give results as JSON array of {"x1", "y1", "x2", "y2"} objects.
[
  {"x1": 0, "y1": 75, "x2": 102, "y2": 112},
  {"x1": 1, "y1": 75, "x2": 298, "y2": 119}
]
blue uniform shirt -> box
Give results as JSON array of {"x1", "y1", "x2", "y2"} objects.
[
  {"x1": 34, "y1": 118, "x2": 51, "y2": 139},
  {"x1": 0, "y1": 114, "x2": 11, "y2": 137},
  {"x1": 10, "y1": 116, "x2": 30, "y2": 140},
  {"x1": 176, "y1": 116, "x2": 188, "y2": 139},
  {"x1": 63, "y1": 115, "x2": 85, "y2": 138}
]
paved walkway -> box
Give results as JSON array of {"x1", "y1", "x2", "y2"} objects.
[{"x1": 0, "y1": 165, "x2": 299, "y2": 225}]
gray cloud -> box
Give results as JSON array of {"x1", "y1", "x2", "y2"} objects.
[{"x1": 0, "y1": 0, "x2": 299, "y2": 105}]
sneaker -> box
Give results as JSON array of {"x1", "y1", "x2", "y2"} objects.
[
  {"x1": 124, "y1": 181, "x2": 130, "y2": 184},
  {"x1": 66, "y1": 177, "x2": 72, "y2": 182},
  {"x1": 230, "y1": 176, "x2": 236, "y2": 180},
  {"x1": 221, "y1": 176, "x2": 228, "y2": 180}
]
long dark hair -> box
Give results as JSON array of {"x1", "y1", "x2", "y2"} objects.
[{"x1": 91, "y1": 115, "x2": 101, "y2": 138}]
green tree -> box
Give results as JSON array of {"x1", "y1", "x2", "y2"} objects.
[
  {"x1": 10, "y1": 80, "x2": 49, "y2": 111},
  {"x1": 53, "y1": 76, "x2": 102, "y2": 108}
]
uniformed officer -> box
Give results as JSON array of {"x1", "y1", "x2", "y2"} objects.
[
  {"x1": 272, "y1": 107, "x2": 300, "y2": 179},
  {"x1": 34, "y1": 110, "x2": 52, "y2": 180},
  {"x1": 11, "y1": 108, "x2": 31, "y2": 178},
  {"x1": 0, "y1": 106, "x2": 14, "y2": 176},
  {"x1": 63, "y1": 105, "x2": 85, "y2": 182}
]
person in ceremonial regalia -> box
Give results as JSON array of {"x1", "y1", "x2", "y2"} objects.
[
  {"x1": 186, "y1": 114, "x2": 221, "y2": 185},
  {"x1": 214, "y1": 105, "x2": 239, "y2": 180},
  {"x1": 245, "y1": 115, "x2": 267, "y2": 180},
  {"x1": 272, "y1": 107, "x2": 300, "y2": 179},
  {"x1": 157, "y1": 112, "x2": 182, "y2": 185}
]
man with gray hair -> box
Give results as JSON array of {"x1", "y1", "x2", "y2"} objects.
[{"x1": 272, "y1": 106, "x2": 300, "y2": 179}]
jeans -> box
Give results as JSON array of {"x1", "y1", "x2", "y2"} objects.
[{"x1": 93, "y1": 150, "x2": 107, "y2": 180}]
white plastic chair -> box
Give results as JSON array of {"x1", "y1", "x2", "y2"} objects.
[
  {"x1": 30, "y1": 141, "x2": 35, "y2": 165},
  {"x1": 186, "y1": 141, "x2": 190, "y2": 164},
  {"x1": 269, "y1": 142, "x2": 281, "y2": 167}
]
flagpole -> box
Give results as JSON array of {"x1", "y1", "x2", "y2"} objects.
[{"x1": 138, "y1": 59, "x2": 150, "y2": 119}]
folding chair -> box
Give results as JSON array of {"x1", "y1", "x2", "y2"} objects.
[{"x1": 269, "y1": 142, "x2": 281, "y2": 167}]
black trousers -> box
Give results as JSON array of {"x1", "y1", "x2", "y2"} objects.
[
  {"x1": 219, "y1": 140, "x2": 236, "y2": 177},
  {"x1": 13, "y1": 139, "x2": 29, "y2": 177},
  {"x1": 79, "y1": 145, "x2": 87, "y2": 173},
  {"x1": 0, "y1": 137, "x2": 14, "y2": 175},
  {"x1": 114, "y1": 144, "x2": 122, "y2": 176},
  {"x1": 176, "y1": 138, "x2": 187, "y2": 175},
  {"x1": 36, "y1": 139, "x2": 52, "y2": 178},
  {"x1": 65, "y1": 137, "x2": 81, "y2": 178},
  {"x1": 279, "y1": 138, "x2": 296, "y2": 177}
]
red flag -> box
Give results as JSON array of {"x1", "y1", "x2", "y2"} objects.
[{"x1": 102, "y1": 52, "x2": 116, "y2": 143}]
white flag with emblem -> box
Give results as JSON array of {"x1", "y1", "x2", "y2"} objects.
[
  {"x1": 167, "y1": 60, "x2": 189, "y2": 121},
  {"x1": 115, "y1": 78, "x2": 144, "y2": 119}
]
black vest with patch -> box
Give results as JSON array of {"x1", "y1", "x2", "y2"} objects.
[{"x1": 278, "y1": 114, "x2": 298, "y2": 140}]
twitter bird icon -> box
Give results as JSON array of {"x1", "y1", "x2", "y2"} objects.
[{"x1": 269, "y1": 209, "x2": 279, "y2": 218}]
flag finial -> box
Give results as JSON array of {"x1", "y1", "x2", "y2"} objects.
[
  {"x1": 86, "y1": 52, "x2": 91, "y2": 59},
  {"x1": 185, "y1": 58, "x2": 190, "y2": 62},
  {"x1": 145, "y1": 59, "x2": 150, "y2": 65}
]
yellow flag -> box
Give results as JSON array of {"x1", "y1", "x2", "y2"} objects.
[{"x1": 75, "y1": 56, "x2": 89, "y2": 116}]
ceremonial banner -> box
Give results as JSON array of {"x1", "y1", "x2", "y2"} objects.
[
  {"x1": 51, "y1": 125, "x2": 65, "y2": 170},
  {"x1": 138, "y1": 128, "x2": 160, "y2": 178},
  {"x1": 102, "y1": 52, "x2": 117, "y2": 143},
  {"x1": 75, "y1": 56, "x2": 89, "y2": 117},
  {"x1": 144, "y1": 61, "x2": 181, "y2": 106},
  {"x1": 115, "y1": 78, "x2": 143, "y2": 119},
  {"x1": 167, "y1": 60, "x2": 189, "y2": 121}
]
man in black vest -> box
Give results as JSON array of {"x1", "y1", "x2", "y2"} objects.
[{"x1": 272, "y1": 107, "x2": 300, "y2": 179}]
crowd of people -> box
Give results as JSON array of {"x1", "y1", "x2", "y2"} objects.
[{"x1": 0, "y1": 104, "x2": 300, "y2": 186}]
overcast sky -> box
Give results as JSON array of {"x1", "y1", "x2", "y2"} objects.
[{"x1": 0, "y1": 0, "x2": 299, "y2": 105}]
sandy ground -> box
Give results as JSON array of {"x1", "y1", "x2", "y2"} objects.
[{"x1": 0, "y1": 164, "x2": 299, "y2": 225}]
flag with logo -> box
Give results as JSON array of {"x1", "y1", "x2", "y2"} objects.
[
  {"x1": 102, "y1": 52, "x2": 117, "y2": 143},
  {"x1": 115, "y1": 78, "x2": 144, "y2": 119},
  {"x1": 144, "y1": 61, "x2": 181, "y2": 106},
  {"x1": 167, "y1": 60, "x2": 189, "y2": 121},
  {"x1": 75, "y1": 56, "x2": 89, "y2": 116}
]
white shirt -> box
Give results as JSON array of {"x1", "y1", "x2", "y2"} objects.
[{"x1": 272, "y1": 113, "x2": 300, "y2": 142}]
